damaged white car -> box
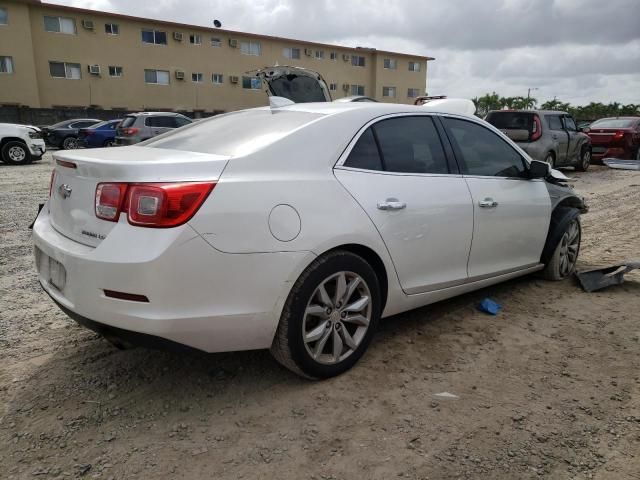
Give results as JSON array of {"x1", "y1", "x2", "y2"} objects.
[{"x1": 33, "y1": 77, "x2": 587, "y2": 379}]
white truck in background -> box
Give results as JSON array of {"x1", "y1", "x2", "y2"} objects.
[{"x1": 0, "y1": 123, "x2": 46, "y2": 165}]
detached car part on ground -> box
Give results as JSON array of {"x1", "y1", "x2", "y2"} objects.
[
  {"x1": 485, "y1": 110, "x2": 592, "y2": 171},
  {"x1": 0, "y1": 123, "x2": 46, "y2": 165},
  {"x1": 33, "y1": 97, "x2": 587, "y2": 379}
]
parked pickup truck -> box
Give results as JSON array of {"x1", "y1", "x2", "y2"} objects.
[
  {"x1": 0, "y1": 123, "x2": 46, "y2": 165},
  {"x1": 485, "y1": 110, "x2": 592, "y2": 171}
]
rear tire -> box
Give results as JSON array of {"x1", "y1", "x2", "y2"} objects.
[
  {"x1": 270, "y1": 250, "x2": 381, "y2": 379},
  {"x1": 1, "y1": 141, "x2": 32, "y2": 165},
  {"x1": 62, "y1": 136, "x2": 79, "y2": 150},
  {"x1": 542, "y1": 211, "x2": 581, "y2": 281},
  {"x1": 576, "y1": 147, "x2": 591, "y2": 172},
  {"x1": 103, "y1": 139, "x2": 115, "y2": 147},
  {"x1": 544, "y1": 152, "x2": 556, "y2": 168}
]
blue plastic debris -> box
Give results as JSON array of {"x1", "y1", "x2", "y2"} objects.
[{"x1": 477, "y1": 298, "x2": 502, "y2": 315}]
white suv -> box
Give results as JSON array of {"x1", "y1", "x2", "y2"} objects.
[{"x1": 0, "y1": 123, "x2": 46, "y2": 164}]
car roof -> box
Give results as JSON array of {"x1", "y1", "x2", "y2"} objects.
[
  {"x1": 487, "y1": 110, "x2": 569, "y2": 116},
  {"x1": 272, "y1": 101, "x2": 442, "y2": 116},
  {"x1": 128, "y1": 112, "x2": 185, "y2": 117}
]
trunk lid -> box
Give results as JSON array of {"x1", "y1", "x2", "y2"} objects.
[
  {"x1": 49, "y1": 146, "x2": 229, "y2": 247},
  {"x1": 251, "y1": 65, "x2": 332, "y2": 103},
  {"x1": 587, "y1": 128, "x2": 632, "y2": 146}
]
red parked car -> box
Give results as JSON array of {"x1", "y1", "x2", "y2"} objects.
[{"x1": 585, "y1": 117, "x2": 640, "y2": 161}]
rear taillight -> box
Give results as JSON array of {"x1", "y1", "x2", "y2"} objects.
[
  {"x1": 612, "y1": 130, "x2": 625, "y2": 140},
  {"x1": 49, "y1": 170, "x2": 56, "y2": 197},
  {"x1": 530, "y1": 115, "x2": 542, "y2": 142},
  {"x1": 121, "y1": 127, "x2": 139, "y2": 136},
  {"x1": 95, "y1": 182, "x2": 215, "y2": 227}
]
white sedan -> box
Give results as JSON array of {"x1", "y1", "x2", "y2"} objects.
[{"x1": 33, "y1": 101, "x2": 586, "y2": 378}]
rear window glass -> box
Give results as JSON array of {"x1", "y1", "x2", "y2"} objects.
[
  {"x1": 485, "y1": 112, "x2": 534, "y2": 131},
  {"x1": 146, "y1": 109, "x2": 323, "y2": 156},
  {"x1": 120, "y1": 116, "x2": 136, "y2": 128},
  {"x1": 590, "y1": 118, "x2": 637, "y2": 128}
]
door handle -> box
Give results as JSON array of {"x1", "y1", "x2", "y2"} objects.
[
  {"x1": 479, "y1": 198, "x2": 498, "y2": 208},
  {"x1": 377, "y1": 198, "x2": 406, "y2": 211}
]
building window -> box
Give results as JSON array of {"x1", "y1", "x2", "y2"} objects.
[
  {"x1": 407, "y1": 88, "x2": 421, "y2": 98},
  {"x1": 141, "y1": 29, "x2": 167, "y2": 45},
  {"x1": 108, "y1": 65, "x2": 123, "y2": 77},
  {"x1": 315, "y1": 50, "x2": 324, "y2": 59},
  {"x1": 189, "y1": 34, "x2": 201, "y2": 45},
  {"x1": 283, "y1": 47, "x2": 300, "y2": 59},
  {"x1": 212, "y1": 73, "x2": 223, "y2": 84},
  {"x1": 192, "y1": 72, "x2": 204, "y2": 82},
  {"x1": 383, "y1": 58, "x2": 396, "y2": 69},
  {"x1": 144, "y1": 69, "x2": 169, "y2": 85},
  {"x1": 382, "y1": 86, "x2": 396, "y2": 98},
  {"x1": 49, "y1": 61, "x2": 81, "y2": 79},
  {"x1": 351, "y1": 55, "x2": 365, "y2": 67},
  {"x1": 330, "y1": 52, "x2": 337, "y2": 60},
  {"x1": 242, "y1": 76, "x2": 261, "y2": 90},
  {"x1": 351, "y1": 85, "x2": 365, "y2": 96},
  {"x1": 0, "y1": 56, "x2": 14, "y2": 74},
  {"x1": 44, "y1": 16, "x2": 76, "y2": 34},
  {"x1": 240, "y1": 41, "x2": 261, "y2": 56},
  {"x1": 408, "y1": 61, "x2": 421, "y2": 72},
  {"x1": 329, "y1": 82, "x2": 337, "y2": 91},
  {"x1": 211, "y1": 37, "x2": 221, "y2": 47},
  {"x1": 105, "y1": 23, "x2": 119, "y2": 35},
  {"x1": 0, "y1": 7, "x2": 8, "y2": 25}
]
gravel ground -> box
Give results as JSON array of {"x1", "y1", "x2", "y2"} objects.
[{"x1": 1, "y1": 153, "x2": 639, "y2": 479}]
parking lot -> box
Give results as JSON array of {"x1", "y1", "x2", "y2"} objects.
[{"x1": 1, "y1": 153, "x2": 639, "y2": 479}]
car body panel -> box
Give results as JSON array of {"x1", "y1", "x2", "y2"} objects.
[
  {"x1": 0, "y1": 122, "x2": 46, "y2": 157},
  {"x1": 78, "y1": 119, "x2": 121, "y2": 148}
]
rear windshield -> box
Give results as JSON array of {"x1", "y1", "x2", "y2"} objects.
[
  {"x1": 268, "y1": 75, "x2": 328, "y2": 103},
  {"x1": 485, "y1": 112, "x2": 534, "y2": 131},
  {"x1": 145, "y1": 109, "x2": 324, "y2": 156},
  {"x1": 590, "y1": 118, "x2": 637, "y2": 129},
  {"x1": 119, "y1": 116, "x2": 136, "y2": 128}
]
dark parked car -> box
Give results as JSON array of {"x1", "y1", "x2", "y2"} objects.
[
  {"x1": 485, "y1": 110, "x2": 592, "y2": 171},
  {"x1": 78, "y1": 119, "x2": 121, "y2": 148},
  {"x1": 42, "y1": 119, "x2": 102, "y2": 149},
  {"x1": 585, "y1": 117, "x2": 640, "y2": 161}
]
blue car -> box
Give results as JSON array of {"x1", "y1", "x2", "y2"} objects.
[{"x1": 77, "y1": 119, "x2": 122, "y2": 148}]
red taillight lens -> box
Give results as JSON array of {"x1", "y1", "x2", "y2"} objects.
[
  {"x1": 612, "y1": 130, "x2": 625, "y2": 140},
  {"x1": 530, "y1": 115, "x2": 542, "y2": 142},
  {"x1": 95, "y1": 183, "x2": 128, "y2": 221},
  {"x1": 122, "y1": 127, "x2": 139, "y2": 136},
  {"x1": 94, "y1": 182, "x2": 215, "y2": 227},
  {"x1": 49, "y1": 170, "x2": 56, "y2": 197}
]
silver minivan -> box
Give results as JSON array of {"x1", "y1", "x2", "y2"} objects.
[{"x1": 115, "y1": 112, "x2": 192, "y2": 145}]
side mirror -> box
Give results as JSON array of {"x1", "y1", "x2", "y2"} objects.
[{"x1": 528, "y1": 160, "x2": 550, "y2": 179}]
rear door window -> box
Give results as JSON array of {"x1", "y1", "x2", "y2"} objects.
[
  {"x1": 146, "y1": 116, "x2": 174, "y2": 128},
  {"x1": 547, "y1": 115, "x2": 563, "y2": 130},
  {"x1": 443, "y1": 117, "x2": 527, "y2": 178},
  {"x1": 344, "y1": 128, "x2": 382, "y2": 171},
  {"x1": 119, "y1": 116, "x2": 136, "y2": 128},
  {"x1": 173, "y1": 117, "x2": 192, "y2": 127}
]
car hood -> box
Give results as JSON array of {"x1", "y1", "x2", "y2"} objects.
[
  {"x1": 0, "y1": 123, "x2": 41, "y2": 132},
  {"x1": 251, "y1": 65, "x2": 332, "y2": 103}
]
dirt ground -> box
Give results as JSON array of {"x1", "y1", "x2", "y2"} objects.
[{"x1": 1, "y1": 153, "x2": 639, "y2": 480}]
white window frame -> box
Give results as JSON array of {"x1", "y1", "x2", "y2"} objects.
[
  {"x1": 49, "y1": 61, "x2": 81, "y2": 79},
  {"x1": 383, "y1": 58, "x2": 397, "y2": 69},
  {"x1": 329, "y1": 82, "x2": 337, "y2": 91},
  {"x1": 283, "y1": 47, "x2": 300, "y2": 60},
  {"x1": 351, "y1": 55, "x2": 365, "y2": 67},
  {"x1": 211, "y1": 37, "x2": 221, "y2": 47},
  {"x1": 240, "y1": 41, "x2": 261, "y2": 56},
  {"x1": 408, "y1": 61, "x2": 421, "y2": 72},
  {"x1": 212, "y1": 73, "x2": 223, "y2": 84},
  {"x1": 105, "y1": 23, "x2": 119, "y2": 35},
  {"x1": 0, "y1": 56, "x2": 14, "y2": 74},
  {"x1": 141, "y1": 29, "x2": 167, "y2": 45},
  {"x1": 144, "y1": 69, "x2": 170, "y2": 85},
  {"x1": 192, "y1": 72, "x2": 204, "y2": 82},
  {"x1": 315, "y1": 50, "x2": 324, "y2": 60},
  {"x1": 189, "y1": 33, "x2": 201, "y2": 45},
  {"x1": 382, "y1": 86, "x2": 396, "y2": 98},
  {"x1": 108, "y1": 65, "x2": 123, "y2": 77},
  {"x1": 44, "y1": 16, "x2": 76, "y2": 34},
  {"x1": 350, "y1": 84, "x2": 365, "y2": 96},
  {"x1": 0, "y1": 7, "x2": 8, "y2": 26},
  {"x1": 329, "y1": 52, "x2": 337, "y2": 61}
]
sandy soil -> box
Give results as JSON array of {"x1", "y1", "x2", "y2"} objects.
[{"x1": 1, "y1": 154, "x2": 639, "y2": 480}]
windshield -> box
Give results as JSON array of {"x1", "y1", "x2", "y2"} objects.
[
  {"x1": 268, "y1": 75, "x2": 328, "y2": 103},
  {"x1": 146, "y1": 109, "x2": 324, "y2": 156},
  {"x1": 590, "y1": 118, "x2": 637, "y2": 129},
  {"x1": 485, "y1": 112, "x2": 534, "y2": 131}
]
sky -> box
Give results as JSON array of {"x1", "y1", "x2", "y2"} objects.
[{"x1": 44, "y1": 0, "x2": 640, "y2": 106}]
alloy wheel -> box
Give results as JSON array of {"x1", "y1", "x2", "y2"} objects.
[
  {"x1": 302, "y1": 271, "x2": 371, "y2": 365},
  {"x1": 63, "y1": 137, "x2": 78, "y2": 149},
  {"x1": 558, "y1": 219, "x2": 580, "y2": 277},
  {"x1": 8, "y1": 145, "x2": 26, "y2": 162},
  {"x1": 582, "y1": 150, "x2": 591, "y2": 170}
]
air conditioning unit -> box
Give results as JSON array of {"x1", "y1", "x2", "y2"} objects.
[
  {"x1": 175, "y1": 70, "x2": 185, "y2": 80},
  {"x1": 173, "y1": 32, "x2": 183, "y2": 41},
  {"x1": 229, "y1": 75, "x2": 239, "y2": 84},
  {"x1": 82, "y1": 20, "x2": 94, "y2": 30},
  {"x1": 228, "y1": 38, "x2": 238, "y2": 48},
  {"x1": 342, "y1": 83, "x2": 350, "y2": 91},
  {"x1": 342, "y1": 54, "x2": 350, "y2": 61},
  {"x1": 88, "y1": 64, "x2": 100, "y2": 75},
  {"x1": 304, "y1": 48, "x2": 312, "y2": 56}
]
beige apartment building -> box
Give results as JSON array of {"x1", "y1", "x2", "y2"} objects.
[{"x1": 0, "y1": 0, "x2": 433, "y2": 114}]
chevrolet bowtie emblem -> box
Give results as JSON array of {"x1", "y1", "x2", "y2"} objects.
[{"x1": 58, "y1": 184, "x2": 72, "y2": 199}]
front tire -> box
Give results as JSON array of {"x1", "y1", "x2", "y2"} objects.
[
  {"x1": 576, "y1": 147, "x2": 591, "y2": 172},
  {"x1": 1, "y1": 141, "x2": 32, "y2": 165},
  {"x1": 270, "y1": 251, "x2": 381, "y2": 379},
  {"x1": 542, "y1": 214, "x2": 581, "y2": 280},
  {"x1": 62, "y1": 136, "x2": 79, "y2": 150}
]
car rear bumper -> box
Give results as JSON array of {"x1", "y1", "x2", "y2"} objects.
[
  {"x1": 591, "y1": 146, "x2": 633, "y2": 161},
  {"x1": 114, "y1": 136, "x2": 139, "y2": 146},
  {"x1": 32, "y1": 203, "x2": 314, "y2": 353}
]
